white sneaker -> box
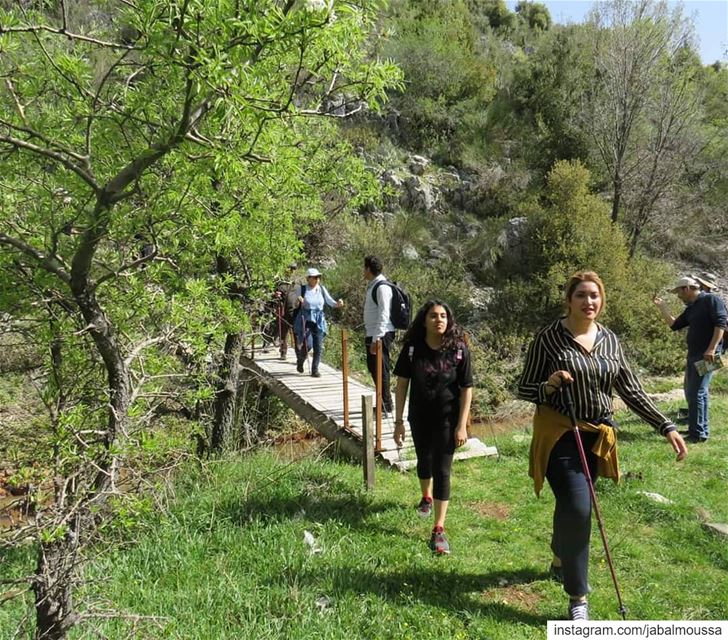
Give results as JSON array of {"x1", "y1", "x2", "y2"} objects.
[{"x1": 568, "y1": 600, "x2": 589, "y2": 621}]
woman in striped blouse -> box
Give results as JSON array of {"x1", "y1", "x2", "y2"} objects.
[{"x1": 518, "y1": 271, "x2": 687, "y2": 621}]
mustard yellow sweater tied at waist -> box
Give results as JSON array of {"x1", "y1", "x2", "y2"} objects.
[{"x1": 529, "y1": 404, "x2": 619, "y2": 496}]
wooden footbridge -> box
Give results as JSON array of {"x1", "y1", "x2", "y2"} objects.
[{"x1": 243, "y1": 332, "x2": 497, "y2": 473}]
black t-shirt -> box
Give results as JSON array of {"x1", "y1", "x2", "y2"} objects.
[{"x1": 393, "y1": 340, "x2": 473, "y2": 422}]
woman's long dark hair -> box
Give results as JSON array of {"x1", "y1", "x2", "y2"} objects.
[{"x1": 403, "y1": 299, "x2": 467, "y2": 351}]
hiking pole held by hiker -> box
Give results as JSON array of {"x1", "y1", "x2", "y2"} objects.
[
  {"x1": 299, "y1": 305, "x2": 310, "y2": 372},
  {"x1": 562, "y1": 381, "x2": 628, "y2": 620}
]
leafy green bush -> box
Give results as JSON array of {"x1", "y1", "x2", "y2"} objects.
[
  {"x1": 383, "y1": 0, "x2": 498, "y2": 162},
  {"x1": 489, "y1": 160, "x2": 682, "y2": 374}
]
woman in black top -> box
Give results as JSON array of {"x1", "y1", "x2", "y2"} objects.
[
  {"x1": 393, "y1": 300, "x2": 473, "y2": 555},
  {"x1": 518, "y1": 271, "x2": 687, "y2": 621}
]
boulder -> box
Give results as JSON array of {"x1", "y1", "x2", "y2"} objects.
[
  {"x1": 381, "y1": 169, "x2": 403, "y2": 189},
  {"x1": 402, "y1": 244, "x2": 419, "y2": 260},
  {"x1": 497, "y1": 217, "x2": 529, "y2": 265},
  {"x1": 408, "y1": 154, "x2": 429, "y2": 176},
  {"x1": 403, "y1": 175, "x2": 437, "y2": 212},
  {"x1": 703, "y1": 522, "x2": 728, "y2": 539}
]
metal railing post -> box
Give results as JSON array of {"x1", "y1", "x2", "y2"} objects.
[{"x1": 341, "y1": 329, "x2": 350, "y2": 429}]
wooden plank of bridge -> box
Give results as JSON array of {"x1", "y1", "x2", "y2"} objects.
[{"x1": 243, "y1": 348, "x2": 498, "y2": 471}]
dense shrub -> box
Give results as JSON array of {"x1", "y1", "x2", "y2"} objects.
[
  {"x1": 488, "y1": 160, "x2": 682, "y2": 375},
  {"x1": 382, "y1": 0, "x2": 498, "y2": 162}
]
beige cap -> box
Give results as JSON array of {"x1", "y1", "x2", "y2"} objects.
[{"x1": 670, "y1": 276, "x2": 699, "y2": 293}]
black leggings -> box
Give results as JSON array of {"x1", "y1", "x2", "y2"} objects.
[
  {"x1": 545, "y1": 430, "x2": 598, "y2": 598},
  {"x1": 410, "y1": 416, "x2": 456, "y2": 501}
]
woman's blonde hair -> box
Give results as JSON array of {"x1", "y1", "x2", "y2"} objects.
[{"x1": 564, "y1": 271, "x2": 605, "y2": 316}]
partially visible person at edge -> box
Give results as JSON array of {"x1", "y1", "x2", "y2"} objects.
[
  {"x1": 692, "y1": 272, "x2": 719, "y2": 293},
  {"x1": 274, "y1": 262, "x2": 302, "y2": 361},
  {"x1": 363, "y1": 255, "x2": 396, "y2": 413},
  {"x1": 293, "y1": 267, "x2": 344, "y2": 378},
  {"x1": 393, "y1": 300, "x2": 473, "y2": 556},
  {"x1": 653, "y1": 276, "x2": 726, "y2": 443},
  {"x1": 518, "y1": 271, "x2": 687, "y2": 622}
]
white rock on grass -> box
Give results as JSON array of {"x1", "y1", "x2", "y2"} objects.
[
  {"x1": 703, "y1": 522, "x2": 728, "y2": 538},
  {"x1": 303, "y1": 529, "x2": 322, "y2": 554},
  {"x1": 636, "y1": 491, "x2": 674, "y2": 505}
]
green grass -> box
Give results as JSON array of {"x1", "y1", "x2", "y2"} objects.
[{"x1": 2, "y1": 395, "x2": 728, "y2": 639}]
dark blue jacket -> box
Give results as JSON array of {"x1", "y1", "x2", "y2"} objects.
[{"x1": 672, "y1": 292, "x2": 727, "y2": 357}]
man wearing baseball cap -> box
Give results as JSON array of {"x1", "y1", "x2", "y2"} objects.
[{"x1": 653, "y1": 276, "x2": 727, "y2": 443}]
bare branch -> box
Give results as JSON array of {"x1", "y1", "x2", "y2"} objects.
[
  {"x1": 124, "y1": 332, "x2": 174, "y2": 369},
  {"x1": 0, "y1": 133, "x2": 98, "y2": 190},
  {"x1": 92, "y1": 249, "x2": 158, "y2": 292},
  {"x1": 0, "y1": 233, "x2": 72, "y2": 283},
  {"x1": 87, "y1": 49, "x2": 136, "y2": 159},
  {"x1": 4, "y1": 79, "x2": 27, "y2": 124},
  {"x1": 0, "y1": 25, "x2": 139, "y2": 51},
  {"x1": 1, "y1": 118, "x2": 91, "y2": 166}
]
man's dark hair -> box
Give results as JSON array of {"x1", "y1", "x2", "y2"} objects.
[{"x1": 364, "y1": 255, "x2": 383, "y2": 276}]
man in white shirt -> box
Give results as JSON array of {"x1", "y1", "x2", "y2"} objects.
[{"x1": 363, "y1": 255, "x2": 396, "y2": 413}]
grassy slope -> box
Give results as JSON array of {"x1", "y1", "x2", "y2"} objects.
[{"x1": 2, "y1": 392, "x2": 728, "y2": 639}]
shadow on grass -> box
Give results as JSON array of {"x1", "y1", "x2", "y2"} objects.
[
  {"x1": 302, "y1": 565, "x2": 554, "y2": 626},
  {"x1": 220, "y1": 491, "x2": 404, "y2": 534}
]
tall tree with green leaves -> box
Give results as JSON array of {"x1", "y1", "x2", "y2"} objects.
[
  {"x1": 0, "y1": 1, "x2": 399, "y2": 637},
  {"x1": 515, "y1": 1, "x2": 551, "y2": 31}
]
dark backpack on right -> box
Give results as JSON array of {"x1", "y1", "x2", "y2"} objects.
[{"x1": 371, "y1": 280, "x2": 411, "y2": 330}]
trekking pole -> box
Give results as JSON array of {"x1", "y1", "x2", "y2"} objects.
[
  {"x1": 299, "y1": 309, "x2": 310, "y2": 372},
  {"x1": 562, "y1": 383, "x2": 627, "y2": 620}
]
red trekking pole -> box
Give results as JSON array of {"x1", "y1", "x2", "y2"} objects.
[{"x1": 562, "y1": 382, "x2": 628, "y2": 620}]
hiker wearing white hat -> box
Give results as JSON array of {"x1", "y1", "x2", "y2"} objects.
[
  {"x1": 293, "y1": 267, "x2": 343, "y2": 377},
  {"x1": 653, "y1": 276, "x2": 727, "y2": 443}
]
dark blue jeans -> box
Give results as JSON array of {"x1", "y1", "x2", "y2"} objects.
[
  {"x1": 546, "y1": 430, "x2": 598, "y2": 598},
  {"x1": 684, "y1": 355, "x2": 714, "y2": 439},
  {"x1": 297, "y1": 321, "x2": 323, "y2": 373}
]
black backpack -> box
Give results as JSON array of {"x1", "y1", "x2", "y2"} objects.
[
  {"x1": 283, "y1": 282, "x2": 302, "y2": 315},
  {"x1": 291, "y1": 284, "x2": 305, "y2": 322},
  {"x1": 371, "y1": 280, "x2": 411, "y2": 330}
]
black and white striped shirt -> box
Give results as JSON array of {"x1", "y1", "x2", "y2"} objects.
[{"x1": 518, "y1": 319, "x2": 675, "y2": 435}]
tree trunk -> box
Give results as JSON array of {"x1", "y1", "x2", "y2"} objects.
[
  {"x1": 71, "y1": 289, "x2": 131, "y2": 492},
  {"x1": 33, "y1": 532, "x2": 80, "y2": 640},
  {"x1": 33, "y1": 286, "x2": 132, "y2": 638},
  {"x1": 611, "y1": 174, "x2": 622, "y2": 223},
  {"x1": 210, "y1": 331, "x2": 244, "y2": 452}
]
